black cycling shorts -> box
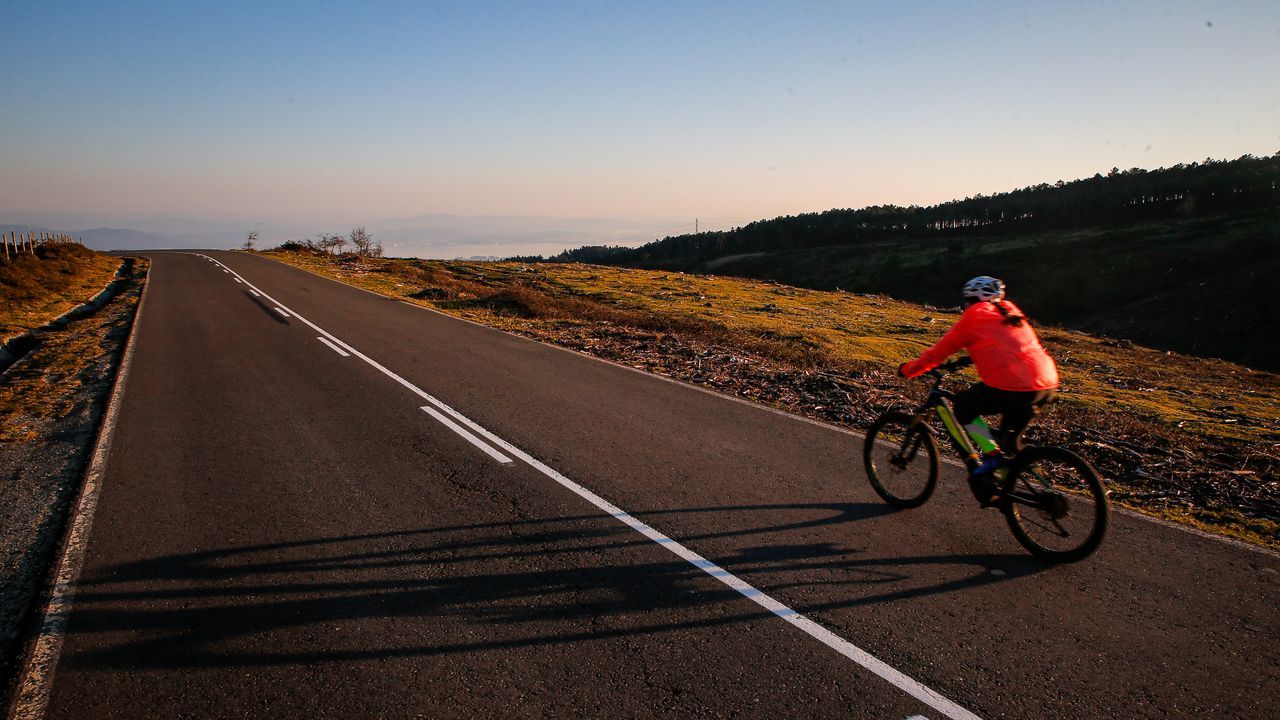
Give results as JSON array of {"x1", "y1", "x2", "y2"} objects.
[{"x1": 951, "y1": 383, "x2": 1056, "y2": 452}]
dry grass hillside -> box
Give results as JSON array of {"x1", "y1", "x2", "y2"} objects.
[
  {"x1": 264, "y1": 249, "x2": 1280, "y2": 548},
  {"x1": 0, "y1": 244, "x2": 121, "y2": 340}
]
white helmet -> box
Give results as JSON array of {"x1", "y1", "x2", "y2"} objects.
[{"x1": 963, "y1": 276, "x2": 1005, "y2": 302}]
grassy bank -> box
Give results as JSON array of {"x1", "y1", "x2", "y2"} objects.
[
  {"x1": 639, "y1": 210, "x2": 1280, "y2": 371},
  {"x1": 262, "y1": 249, "x2": 1280, "y2": 548},
  {"x1": 0, "y1": 244, "x2": 121, "y2": 341}
]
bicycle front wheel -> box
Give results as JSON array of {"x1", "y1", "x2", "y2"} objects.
[
  {"x1": 1002, "y1": 446, "x2": 1109, "y2": 562},
  {"x1": 863, "y1": 411, "x2": 939, "y2": 508}
]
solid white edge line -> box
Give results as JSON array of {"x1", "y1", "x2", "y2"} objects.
[
  {"x1": 419, "y1": 406, "x2": 513, "y2": 464},
  {"x1": 316, "y1": 336, "x2": 351, "y2": 357},
  {"x1": 195, "y1": 253, "x2": 980, "y2": 720},
  {"x1": 10, "y1": 262, "x2": 150, "y2": 720}
]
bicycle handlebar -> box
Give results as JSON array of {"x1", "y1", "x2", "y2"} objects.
[{"x1": 926, "y1": 355, "x2": 973, "y2": 377}]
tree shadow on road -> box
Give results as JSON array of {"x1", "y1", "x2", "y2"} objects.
[
  {"x1": 60, "y1": 502, "x2": 1046, "y2": 671},
  {"x1": 242, "y1": 290, "x2": 289, "y2": 324}
]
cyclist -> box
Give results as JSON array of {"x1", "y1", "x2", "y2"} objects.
[{"x1": 897, "y1": 276, "x2": 1059, "y2": 503}]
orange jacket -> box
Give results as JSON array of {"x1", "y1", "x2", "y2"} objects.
[{"x1": 900, "y1": 300, "x2": 1059, "y2": 391}]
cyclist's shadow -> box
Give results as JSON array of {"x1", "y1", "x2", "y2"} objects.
[{"x1": 61, "y1": 502, "x2": 1045, "y2": 670}]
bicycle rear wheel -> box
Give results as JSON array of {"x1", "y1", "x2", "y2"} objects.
[
  {"x1": 1002, "y1": 446, "x2": 1109, "y2": 562},
  {"x1": 863, "y1": 411, "x2": 939, "y2": 508}
]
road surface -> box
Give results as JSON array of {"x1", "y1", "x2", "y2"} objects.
[{"x1": 13, "y1": 251, "x2": 1278, "y2": 719}]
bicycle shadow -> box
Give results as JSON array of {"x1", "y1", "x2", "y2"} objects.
[{"x1": 61, "y1": 502, "x2": 1046, "y2": 671}]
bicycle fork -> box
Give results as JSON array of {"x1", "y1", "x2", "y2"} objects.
[{"x1": 891, "y1": 416, "x2": 931, "y2": 467}]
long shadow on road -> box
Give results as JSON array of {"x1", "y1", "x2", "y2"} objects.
[
  {"x1": 242, "y1": 289, "x2": 289, "y2": 324},
  {"x1": 62, "y1": 503, "x2": 1046, "y2": 670}
]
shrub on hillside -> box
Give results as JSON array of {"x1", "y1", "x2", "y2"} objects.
[{"x1": 0, "y1": 244, "x2": 103, "y2": 303}]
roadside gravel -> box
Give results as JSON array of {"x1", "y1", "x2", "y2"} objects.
[{"x1": 0, "y1": 262, "x2": 145, "y2": 707}]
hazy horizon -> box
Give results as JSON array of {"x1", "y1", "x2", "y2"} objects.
[{"x1": 0, "y1": 211, "x2": 712, "y2": 258}]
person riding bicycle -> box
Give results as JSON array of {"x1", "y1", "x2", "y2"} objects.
[{"x1": 898, "y1": 276, "x2": 1059, "y2": 502}]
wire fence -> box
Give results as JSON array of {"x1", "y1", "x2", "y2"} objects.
[{"x1": 2, "y1": 231, "x2": 83, "y2": 259}]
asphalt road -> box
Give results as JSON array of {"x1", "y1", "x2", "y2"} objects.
[{"x1": 16, "y1": 251, "x2": 1279, "y2": 719}]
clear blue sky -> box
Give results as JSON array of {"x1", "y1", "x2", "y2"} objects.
[{"x1": 2, "y1": 1, "x2": 1276, "y2": 226}]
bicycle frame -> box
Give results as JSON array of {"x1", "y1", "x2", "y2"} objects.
[
  {"x1": 904, "y1": 372, "x2": 1055, "y2": 511},
  {"x1": 870, "y1": 357, "x2": 1109, "y2": 560},
  {"x1": 903, "y1": 373, "x2": 980, "y2": 470}
]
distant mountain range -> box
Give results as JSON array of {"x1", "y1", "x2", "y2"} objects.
[{"x1": 0, "y1": 213, "x2": 693, "y2": 258}]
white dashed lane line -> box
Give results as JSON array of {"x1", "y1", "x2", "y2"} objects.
[
  {"x1": 317, "y1": 336, "x2": 351, "y2": 357},
  {"x1": 420, "y1": 406, "x2": 513, "y2": 464}
]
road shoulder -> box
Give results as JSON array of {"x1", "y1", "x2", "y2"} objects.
[{"x1": 0, "y1": 259, "x2": 147, "y2": 710}]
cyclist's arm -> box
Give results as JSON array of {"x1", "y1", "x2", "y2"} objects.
[{"x1": 899, "y1": 318, "x2": 972, "y2": 378}]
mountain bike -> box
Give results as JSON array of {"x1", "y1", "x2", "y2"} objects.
[{"x1": 863, "y1": 357, "x2": 1109, "y2": 562}]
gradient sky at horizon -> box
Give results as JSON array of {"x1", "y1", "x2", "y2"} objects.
[{"x1": 2, "y1": 1, "x2": 1277, "y2": 228}]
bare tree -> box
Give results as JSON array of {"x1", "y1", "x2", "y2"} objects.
[
  {"x1": 349, "y1": 226, "x2": 374, "y2": 256},
  {"x1": 315, "y1": 232, "x2": 346, "y2": 254},
  {"x1": 243, "y1": 230, "x2": 259, "y2": 251}
]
